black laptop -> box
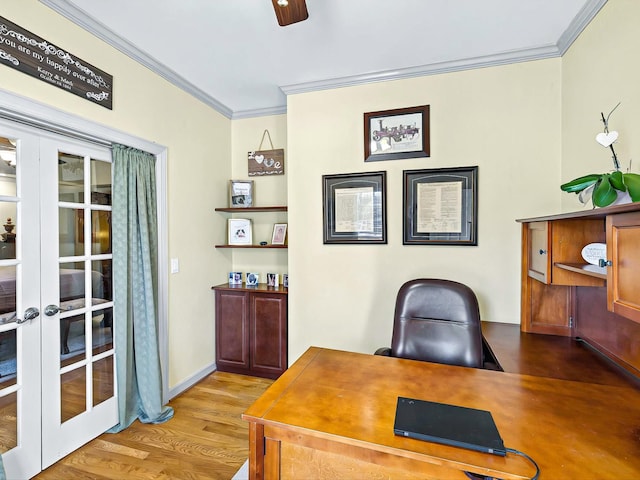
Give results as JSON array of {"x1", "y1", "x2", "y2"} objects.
[{"x1": 394, "y1": 396, "x2": 506, "y2": 456}]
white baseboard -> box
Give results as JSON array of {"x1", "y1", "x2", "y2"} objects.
[{"x1": 168, "y1": 362, "x2": 217, "y2": 400}]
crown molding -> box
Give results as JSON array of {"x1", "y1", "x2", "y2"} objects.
[
  {"x1": 40, "y1": 0, "x2": 234, "y2": 119},
  {"x1": 40, "y1": 0, "x2": 607, "y2": 119},
  {"x1": 556, "y1": 0, "x2": 608, "y2": 55},
  {"x1": 231, "y1": 105, "x2": 287, "y2": 120},
  {"x1": 281, "y1": 45, "x2": 560, "y2": 96}
]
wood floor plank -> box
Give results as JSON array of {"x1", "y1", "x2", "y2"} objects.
[{"x1": 35, "y1": 372, "x2": 273, "y2": 480}]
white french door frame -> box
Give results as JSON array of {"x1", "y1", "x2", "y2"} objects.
[{"x1": 0, "y1": 90, "x2": 170, "y2": 390}]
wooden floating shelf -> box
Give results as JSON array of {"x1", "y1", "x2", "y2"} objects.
[
  {"x1": 554, "y1": 262, "x2": 607, "y2": 280},
  {"x1": 215, "y1": 245, "x2": 287, "y2": 249},
  {"x1": 215, "y1": 206, "x2": 287, "y2": 213}
]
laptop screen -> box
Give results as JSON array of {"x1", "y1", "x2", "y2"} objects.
[{"x1": 394, "y1": 396, "x2": 506, "y2": 456}]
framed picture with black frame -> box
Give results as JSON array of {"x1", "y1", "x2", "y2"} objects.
[
  {"x1": 322, "y1": 171, "x2": 387, "y2": 244},
  {"x1": 403, "y1": 166, "x2": 478, "y2": 246},
  {"x1": 364, "y1": 105, "x2": 430, "y2": 162}
]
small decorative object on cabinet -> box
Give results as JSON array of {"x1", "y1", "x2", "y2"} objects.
[
  {"x1": 213, "y1": 283, "x2": 287, "y2": 379},
  {"x1": 517, "y1": 202, "x2": 640, "y2": 380}
]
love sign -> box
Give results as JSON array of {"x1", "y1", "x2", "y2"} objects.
[{"x1": 248, "y1": 149, "x2": 284, "y2": 176}]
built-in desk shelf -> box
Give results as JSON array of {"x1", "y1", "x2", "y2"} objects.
[
  {"x1": 518, "y1": 202, "x2": 640, "y2": 379},
  {"x1": 554, "y1": 262, "x2": 607, "y2": 280}
]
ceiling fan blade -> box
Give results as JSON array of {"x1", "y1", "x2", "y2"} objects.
[{"x1": 271, "y1": 0, "x2": 308, "y2": 26}]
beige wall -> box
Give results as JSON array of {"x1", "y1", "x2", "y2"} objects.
[
  {"x1": 561, "y1": 0, "x2": 640, "y2": 211},
  {"x1": 1, "y1": 1, "x2": 231, "y2": 388},
  {"x1": 286, "y1": 60, "x2": 563, "y2": 363}
]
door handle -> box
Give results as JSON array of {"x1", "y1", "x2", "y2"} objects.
[
  {"x1": 17, "y1": 307, "x2": 40, "y2": 324},
  {"x1": 44, "y1": 304, "x2": 69, "y2": 316}
]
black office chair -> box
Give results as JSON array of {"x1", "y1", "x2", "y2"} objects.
[{"x1": 375, "y1": 279, "x2": 502, "y2": 371}]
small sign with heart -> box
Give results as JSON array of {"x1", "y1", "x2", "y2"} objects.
[
  {"x1": 248, "y1": 149, "x2": 285, "y2": 176},
  {"x1": 596, "y1": 131, "x2": 618, "y2": 147}
]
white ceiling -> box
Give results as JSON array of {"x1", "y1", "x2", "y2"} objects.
[{"x1": 40, "y1": 0, "x2": 606, "y2": 119}]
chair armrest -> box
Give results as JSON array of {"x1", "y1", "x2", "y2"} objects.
[{"x1": 374, "y1": 347, "x2": 391, "y2": 356}]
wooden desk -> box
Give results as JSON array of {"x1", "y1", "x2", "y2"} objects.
[{"x1": 243, "y1": 347, "x2": 640, "y2": 479}]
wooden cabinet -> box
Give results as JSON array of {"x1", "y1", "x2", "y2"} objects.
[
  {"x1": 213, "y1": 283, "x2": 287, "y2": 379},
  {"x1": 518, "y1": 204, "x2": 640, "y2": 378},
  {"x1": 520, "y1": 218, "x2": 605, "y2": 335},
  {"x1": 606, "y1": 211, "x2": 640, "y2": 322}
]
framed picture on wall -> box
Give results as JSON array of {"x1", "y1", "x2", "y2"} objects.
[
  {"x1": 403, "y1": 166, "x2": 478, "y2": 245},
  {"x1": 364, "y1": 105, "x2": 430, "y2": 162},
  {"x1": 322, "y1": 171, "x2": 387, "y2": 244}
]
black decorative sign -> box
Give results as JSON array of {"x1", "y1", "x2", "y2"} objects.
[{"x1": 0, "y1": 16, "x2": 113, "y2": 109}]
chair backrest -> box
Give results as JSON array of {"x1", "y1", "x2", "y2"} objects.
[{"x1": 391, "y1": 279, "x2": 484, "y2": 368}]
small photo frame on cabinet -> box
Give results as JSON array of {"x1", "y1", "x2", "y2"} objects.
[
  {"x1": 229, "y1": 180, "x2": 254, "y2": 208},
  {"x1": 271, "y1": 223, "x2": 288, "y2": 245},
  {"x1": 246, "y1": 272, "x2": 259, "y2": 286},
  {"x1": 228, "y1": 218, "x2": 252, "y2": 245},
  {"x1": 228, "y1": 272, "x2": 242, "y2": 285},
  {"x1": 403, "y1": 166, "x2": 478, "y2": 246}
]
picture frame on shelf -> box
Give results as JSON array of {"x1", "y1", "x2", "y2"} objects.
[
  {"x1": 322, "y1": 171, "x2": 387, "y2": 244},
  {"x1": 228, "y1": 272, "x2": 242, "y2": 285},
  {"x1": 271, "y1": 223, "x2": 288, "y2": 245},
  {"x1": 267, "y1": 273, "x2": 279, "y2": 287},
  {"x1": 229, "y1": 179, "x2": 254, "y2": 208},
  {"x1": 228, "y1": 218, "x2": 252, "y2": 245},
  {"x1": 246, "y1": 273, "x2": 259, "y2": 286},
  {"x1": 403, "y1": 166, "x2": 478, "y2": 246},
  {"x1": 364, "y1": 105, "x2": 430, "y2": 162}
]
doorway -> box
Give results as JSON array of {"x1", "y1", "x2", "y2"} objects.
[{"x1": 0, "y1": 123, "x2": 117, "y2": 478}]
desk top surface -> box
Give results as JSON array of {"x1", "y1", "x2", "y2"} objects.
[{"x1": 244, "y1": 347, "x2": 640, "y2": 479}]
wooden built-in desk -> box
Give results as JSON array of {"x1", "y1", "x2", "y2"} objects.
[
  {"x1": 243, "y1": 347, "x2": 640, "y2": 479},
  {"x1": 517, "y1": 202, "x2": 640, "y2": 378}
]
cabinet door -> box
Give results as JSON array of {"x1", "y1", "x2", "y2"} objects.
[
  {"x1": 215, "y1": 290, "x2": 250, "y2": 370},
  {"x1": 607, "y1": 212, "x2": 640, "y2": 323},
  {"x1": 527, "y1": 222, "x2": 551, "y2": 283},
  {"x1": 250, "y1": 293, "x2": 287, "y2": 378}
]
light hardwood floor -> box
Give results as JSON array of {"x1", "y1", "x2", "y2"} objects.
[
  {"x1": 33, "y1": 322, "x2": 637, "y2": 479},
  {"x1": 34, "y1": 372, "x2": 273, "y2": 480}
]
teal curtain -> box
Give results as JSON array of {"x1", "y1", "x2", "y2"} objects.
[{"x1": 109, "y1": 144, "x2": 173, "y2": 432}]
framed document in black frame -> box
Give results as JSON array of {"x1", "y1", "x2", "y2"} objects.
[
  {"x1": 323, "y1": 171, "x2": 387, "y2": 244},
  {"x1": 403, "y1": 166, "x2": 478, "y2": 246}
]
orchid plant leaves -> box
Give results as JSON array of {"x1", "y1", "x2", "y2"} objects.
[{"x1": 561, "y1": 172, "x2": 640, "y2": 207}]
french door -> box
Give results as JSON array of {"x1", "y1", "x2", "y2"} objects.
[{"x1": 0, "y1": 122, "x2": 117, "y2": 478}]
